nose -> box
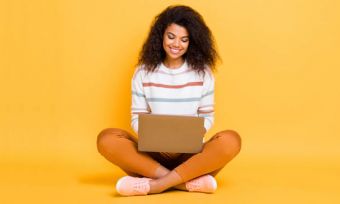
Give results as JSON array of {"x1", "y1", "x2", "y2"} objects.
[{"x1": 173, "y1": 38, "x2": 180, "y2": 47}]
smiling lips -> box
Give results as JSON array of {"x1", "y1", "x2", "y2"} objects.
[{"x1": 169, "y1": 47, "x2": 181, "y2": 54}]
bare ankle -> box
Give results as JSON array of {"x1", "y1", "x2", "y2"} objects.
[
  {"x1": 154, "y1": 166, "x2": 170, "y2": 178},
  {"x1": 148, "y1": 180, "x2": 166, "y2": 194},
  {"x1": 173, "y1": 183, "x2": 188, "y2": 191},
  {"x1": 148, "y1": 170, "x2": 184, "y2": 194}
]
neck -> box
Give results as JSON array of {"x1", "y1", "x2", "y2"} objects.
[{"x1": 163, "y1": 58, "x2": 184, "y2": 69}]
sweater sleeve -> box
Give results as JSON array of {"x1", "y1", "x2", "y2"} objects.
[
  {"x1": 131, "y1": 67, "x2": 150, "y2": 134},
  {"x1": 198, "y1": 69, "x2": 215, "y2": 131}
]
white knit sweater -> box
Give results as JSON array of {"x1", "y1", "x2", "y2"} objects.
[{"x1": 131, "y1": 61, "x2": 215, "y2": 134}]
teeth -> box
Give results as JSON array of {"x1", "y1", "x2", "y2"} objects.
[{"x1": 170, "y1": 48, "x2": 180, "y2": 54}]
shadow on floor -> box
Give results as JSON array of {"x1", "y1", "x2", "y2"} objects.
[
  {"x1": 78, "y1": 172, "x2": 124, "y2": 186},
  {"x1": 78, "y1": 172, "x2": 230, "y2": 198},
  {"x1": 108, "y1": 187, "x2": 189, "y2": 198}
]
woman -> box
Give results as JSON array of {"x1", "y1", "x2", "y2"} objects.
[{"x1": 97, "y1": 5, "x2": 241, "y2": 196}]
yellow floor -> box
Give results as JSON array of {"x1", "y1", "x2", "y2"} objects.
[
  {"x1": 2, "y1": 0, "x2": 340, "y2": 203},
  {"x1": 1, "y1": 154, "x2": 339, "y2": 204}
]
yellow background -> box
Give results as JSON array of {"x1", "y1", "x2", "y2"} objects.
[{"x1": 1, "y1": 0, "x2": 339, "y2": 203}]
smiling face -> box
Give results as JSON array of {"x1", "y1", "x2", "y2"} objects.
[{"x1": 162, "y1": 23, "x2": 190, "y2": 65}]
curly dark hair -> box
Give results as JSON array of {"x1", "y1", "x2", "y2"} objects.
[{"x1": 137, "y1": 5, "x2": 220, "y2": 73}]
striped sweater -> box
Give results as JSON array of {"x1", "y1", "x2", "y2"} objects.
[{"x1": 131, "y1": 60, "x2": 215, "y2": 134}]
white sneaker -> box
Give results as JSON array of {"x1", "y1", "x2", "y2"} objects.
[
  {"x1": 115, "y1": 176, "x2": 152, "y2": 196},
  {"x1": 185, "y1": 175, "x2": 217, "y2": 193}
]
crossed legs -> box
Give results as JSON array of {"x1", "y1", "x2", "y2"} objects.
[{"x1": 97, "y1": 128, "x2": 241, "y2": 194}]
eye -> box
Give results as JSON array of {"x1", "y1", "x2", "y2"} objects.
[
  {"x1": 182, "y1": 38, "x2": 189, "y2": 43},
  {"x1": 167, "y1": 34, "x2": 175, "y2": 39}
]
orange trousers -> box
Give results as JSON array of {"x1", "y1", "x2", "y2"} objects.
[{"x1": 97, "y1": 128, "x2": 241, "y2": 182}]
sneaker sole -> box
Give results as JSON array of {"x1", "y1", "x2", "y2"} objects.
[
  {"x1": 207, "y1": 175, "x2": 218, "y2": 192},
  {"x1": 115, "y1": 176, "x2": 130, "y2": 195}
]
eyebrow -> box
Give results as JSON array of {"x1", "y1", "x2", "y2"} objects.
[{"x1": 167, "y1": 32, "x2": 189, "y2": 39}]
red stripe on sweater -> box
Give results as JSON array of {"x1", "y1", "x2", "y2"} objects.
[
  {"x1": 143, "y1": 81, "x2": 203, "y2": 88},
  {"x1": 198, "y1": 110, "x2": 214, "y2": 114}
]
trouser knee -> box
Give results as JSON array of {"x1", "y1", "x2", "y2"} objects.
[
  {"x1": 96, "y1": 128, "x2": 126, "y2": 155},
  {"x1": 214, "y1": 129, "x2": 242, "y2": 158}
]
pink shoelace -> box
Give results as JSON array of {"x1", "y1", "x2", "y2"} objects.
[
  {"x1": 185, "y1": 175, "x2": 217, "y2": 193},
  {"x1": 131, "y1": 179, "x2": 150, "y2": 194}
]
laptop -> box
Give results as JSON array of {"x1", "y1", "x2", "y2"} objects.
[{"x1": 138, "y1": 114, "x2": 206, "y2": 153}]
